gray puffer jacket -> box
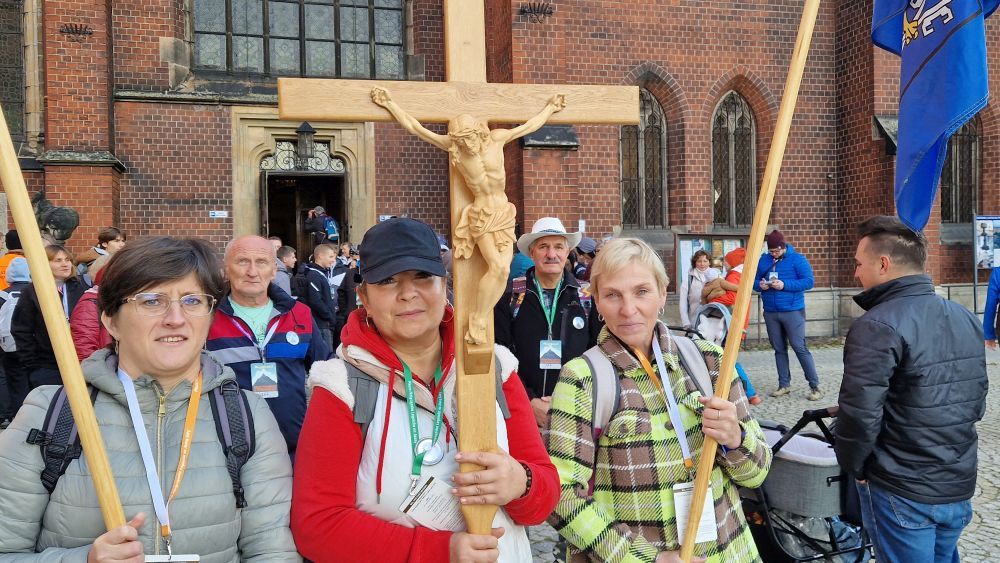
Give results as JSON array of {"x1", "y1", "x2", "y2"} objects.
[{"x1": 0, "y1": 349, "x2": 300, "y2": 562}]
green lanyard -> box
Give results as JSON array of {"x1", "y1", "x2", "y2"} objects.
[
  {"x1": 400, "y1": 359, "x2": 445, "y2": 493},
  {"x1": 534, "y1": 278, "x2": 563, "y2": 338}
]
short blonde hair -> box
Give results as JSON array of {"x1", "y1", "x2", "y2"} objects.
[{"x1": 589, "y1": 238, "x2": 669, "y2": 295}]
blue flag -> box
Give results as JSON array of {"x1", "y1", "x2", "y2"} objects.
[{"x1": 872, "y1": 0, "x2": 999, "y2": 232}]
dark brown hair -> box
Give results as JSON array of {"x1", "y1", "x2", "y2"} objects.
[
  {"x1": 857, "y1": 215, "x2": 928, "y2": 271},
  {"x1": 690, "y1": 249, "x2": 711, "y2": 269},
  {"x1": 97, "y1": 227, "x2": 125, "y2": 246},
  {"x1": 98, "y1": 237, "x2": 224, "y2": 317}
]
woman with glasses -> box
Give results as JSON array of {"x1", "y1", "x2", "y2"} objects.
[
  {"x1": 0, "y1": 237, "x2": 299, "y2": 561},
  {"x1": 11, "y1": 244, "x2": 90, "y2": 391}
]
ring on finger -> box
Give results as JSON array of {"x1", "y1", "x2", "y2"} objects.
[{"x1": 716, "y1": 410, "x2": 721, "y2": 420}]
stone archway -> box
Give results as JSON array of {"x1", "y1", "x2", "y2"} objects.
[{"x1": 230, "y1": 106, "x2": 377, "y2": 239}]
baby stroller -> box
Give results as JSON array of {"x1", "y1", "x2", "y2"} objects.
[
  {"x1": 691, "y1": 302, "x2": 733, "y2": 346},
  {"x1": 742, "y1": 407, "x2": 872, "y2": 562}
]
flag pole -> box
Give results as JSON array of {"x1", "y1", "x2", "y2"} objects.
[
  {"x1": 679, "y1": 0, "x2": 820, "y2": 560},
  {"x1": 0, "y1": 110, "x2": 125, "y2": 530}
]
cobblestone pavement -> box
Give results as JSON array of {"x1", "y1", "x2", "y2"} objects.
[{"x1": 529, "y1": 344, "x2": 1000, "y2": 561}]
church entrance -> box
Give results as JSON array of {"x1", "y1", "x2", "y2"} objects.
[
  {"x1": 259, "y1": 138, "x2": 349, "y2": 259},
  {"x1": 262, "y1": 172, "x2": 346, "y2": 257}
]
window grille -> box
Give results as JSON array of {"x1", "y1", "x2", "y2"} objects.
[
  {"x1": 940, "y1": 120, "x2": 979, "y2": 223},
  {"x1": 620, "y1": 89, "x2": 667, "y2": 229},
  {"x1": 194, "y1": 0, "x2": 404, "y2": 79},
  {"x1": 0, "y1": 0, "x2": 23, "y2": 141},
  {"x1": 712, "y1": 91, "x2": 756, "y2": 227}
]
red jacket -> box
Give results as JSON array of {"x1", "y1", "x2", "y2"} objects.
[
  {"x1": 70, "y1": 286, "x2": 112, "y2": 361},
  {"x1": 291, "y1": 309, "x2": 559, "y2": 562}
]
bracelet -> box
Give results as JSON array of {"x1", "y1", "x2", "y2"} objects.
[{"x1": 518, "y1": 462, "x2": 532, "y2": 499}]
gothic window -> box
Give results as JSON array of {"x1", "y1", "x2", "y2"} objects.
[
  {"x1": 712, "y1": 91, "x2": 756, "y2": 227},
  {"x1": 620, "y1": 89, "x2": 667, "y2": 229},
  {"x1": 940, "y1": 120, "x2": 979, "y2": 223},
  {"x1": 193, "y1": 0, "x2": 405, "y2": 79},
  {"x1": 0, "y1": 0, "x2": 23, "y2": 142}
]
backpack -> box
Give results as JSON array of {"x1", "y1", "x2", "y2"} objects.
[
  {"x1": 324, "y1": 216, "x2": 339, "y2": 241},
  {"x1": 583, "y1": 331, "x2": 716, "y2": 439},
  {"x1": 0, "y1": 289, "x2": 21, "y2": 352},
  {"x1": 26, "y1": 379, "x2": 256, "y2": 508},
  {"x1": 345, "y1": 355, "x2": 511, "y2": 441},
  {"x1": 292, "y1": 270, "x2": 310, "y2": 299}
]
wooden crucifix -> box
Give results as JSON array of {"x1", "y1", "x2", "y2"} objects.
[{"x1": 278, "y1": 0, "x2": 638, "y2": 534}]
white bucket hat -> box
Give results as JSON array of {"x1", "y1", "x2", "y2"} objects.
[{"x1": 516, "y1": 217, "x2": 582, "y2": 255}]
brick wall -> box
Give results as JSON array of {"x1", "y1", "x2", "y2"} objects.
[
  {"x1": 44, "y1": 0, "x2": 114, "y2": 151},
  {"x1": 111, "y1": 0, "x2": 176, "y2": 91},
  {"x1": 114, "y1": 102, "x2": 233, "y2": 249},
  {"x1": 506, "y1": 0, "x2": 840, "y2": 286}
]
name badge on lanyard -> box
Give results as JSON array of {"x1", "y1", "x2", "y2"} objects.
[{"x1": 231, "y1": 318, "x2": 280, "y2": 398}]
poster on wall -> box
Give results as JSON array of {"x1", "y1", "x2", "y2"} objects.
[
  {"x1": 676, "y1": 235, "x2": 747, "y2": 282},
  {"x1": 975, "y1": 216, "x2": 1000, "y2": 269}
]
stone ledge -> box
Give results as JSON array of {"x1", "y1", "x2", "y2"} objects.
[{"x1": 37, "y1": 150, "x2": 125, "y2": 171}]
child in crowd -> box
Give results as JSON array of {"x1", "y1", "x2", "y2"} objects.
[{"x1": 699, "y1": 247, "x2": 762, "y2": 405}]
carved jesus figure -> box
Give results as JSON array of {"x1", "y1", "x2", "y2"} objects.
[{"x1": 372, "y1": 87, "x2": 566, "y2": 345}]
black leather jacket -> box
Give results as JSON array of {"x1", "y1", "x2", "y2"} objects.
[{"x1": 834, "y1": 274, "x2": 988, "y2": 504}]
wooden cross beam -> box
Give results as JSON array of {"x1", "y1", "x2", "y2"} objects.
[{"x1": 279, "y1": 0, "x2": 638, "y2": 535}]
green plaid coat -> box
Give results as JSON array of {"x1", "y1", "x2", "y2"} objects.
[{"x1": 546, "y1": 324, "x2": 771, "y2": 563}]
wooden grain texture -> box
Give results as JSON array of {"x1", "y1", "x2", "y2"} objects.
[
  {"x1": 679, "y1": 0, "x2": 822, "y2": 560},
  {"x1": 444, "y1": 0, "x2": 486, "y2": 83},
  {"x1": 277, "y1": 78, "x2": 640, "y2": 125},
  {"x1": 0, "y1": 102, "x2": 125, "y2": 531}
]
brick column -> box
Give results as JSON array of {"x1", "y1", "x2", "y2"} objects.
[{"x1": 41, "y1": 0, "x2": 120, "y2": 254}]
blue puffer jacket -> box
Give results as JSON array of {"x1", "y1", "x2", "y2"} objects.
[{"x1": 753, "y1": 244, "x2": 814, "y2": 312}]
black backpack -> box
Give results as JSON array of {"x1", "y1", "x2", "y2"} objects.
[{"x1": 26, "y1": 380, "x2": 256, "y2": 508}]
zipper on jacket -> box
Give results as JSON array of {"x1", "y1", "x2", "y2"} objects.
[{"x1": 153, "y1": 383, "x2": 168, "y2": 556}]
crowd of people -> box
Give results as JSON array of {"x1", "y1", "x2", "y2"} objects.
[{"x1": 0, "y1": 213, "x2": 989, "y2": 563}]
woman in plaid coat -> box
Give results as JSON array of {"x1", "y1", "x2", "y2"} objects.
[{"x1": 546, "y1": 238, "x2": 772, "y2": 563}]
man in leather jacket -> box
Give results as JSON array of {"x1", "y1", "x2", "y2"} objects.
[{"x1": 835, "y1": 216, "x2": 987, "y2": 562}]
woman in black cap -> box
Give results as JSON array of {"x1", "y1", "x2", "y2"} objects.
[{"x1": 292, "y1": 217, "x2": 558, "y2": 563}]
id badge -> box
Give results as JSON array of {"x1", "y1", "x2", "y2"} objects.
[
  {"x1": 539, "y1": 339, "x2": 562, "y2": 370},
  {"x1": 398, "y1": 476, "x2": 465, "y2": 531},
  {"x1": 250, "y1": 362, "x2": 279, "y2": 398},
  {"x1": 673, "y1": 482, "x2": 717, "y2": 545}
]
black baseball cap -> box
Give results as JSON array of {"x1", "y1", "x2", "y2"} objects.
[{"x1": 358, "y1": 217, "x2": 446, "y2": 283}]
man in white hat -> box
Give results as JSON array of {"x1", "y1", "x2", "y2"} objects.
[{"x1": 495, "y1": 217, "x2": 602, "y2": 427}]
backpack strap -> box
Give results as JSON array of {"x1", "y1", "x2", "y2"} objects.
[
  {"x1": 26, "y1": 385, "x2": 99, "y2": 494},
  {"x1": 346, "y1": 362, "x2": 381, "y2": 439},
  {"x1": 346, "y1": 352, "x2": 513, "y2": 444},
  {"x1": 509, "y1": 277, "x2": 527, "y2": 319},
  {"x1": 582, "y1": 346, "x2": 619, "y2": 442},
  {"x1": 493, "y1": 356, "x2": 510, "y2": 420},
  {"x1": 670, "y1": 333, "x2": 715, "y2": 397},
  {"x1": 209, "y1": 380, "x2": 256, "y2": 509}
]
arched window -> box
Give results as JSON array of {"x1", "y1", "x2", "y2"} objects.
[
  {"x1": 193, "y1": 0, "x2": 405, "y2": 79},
  {"x1": 620, "y1": 89, "x2": 667, "y2": 229},
  {"x1": 712, "y1": 91, "x2": 756, "y2": 227},
  {"x1": 0, "y1": 0, "x2": 24, "y2": 143},
  {"x1": 940, "y1": 120, "x2": 979, "y2": 223}
]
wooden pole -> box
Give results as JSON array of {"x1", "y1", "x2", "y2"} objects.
[
  {"x1": 679, "y1": 0, "x2": 821, "y2": 560},
  {"x1": 0, "y1": 108, "x2": 125, "y2": 531}
]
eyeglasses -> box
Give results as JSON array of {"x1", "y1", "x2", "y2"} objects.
[{"x1": 124, "y1": 293, "x2": 217, "y2": 317}]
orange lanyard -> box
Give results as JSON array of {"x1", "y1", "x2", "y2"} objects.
[
  {"x1": 118, "y1": 367, "x2": 202, "y2": 552},
  {"x1": 161, "y1": 373, "x2": 202, "y2": 538}
]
